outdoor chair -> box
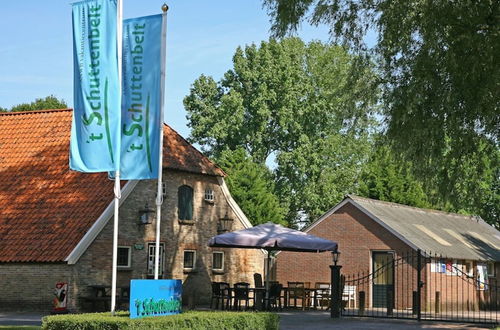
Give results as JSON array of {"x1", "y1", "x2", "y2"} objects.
[
  {"x1": 219, "y1": 282, "x2": 232, "y2": 310},
  {"x1": 342, "y1": 285, "x2": 357, "y2": 308},
  {"x1": 314, "y1": 282, "x2": 331, "y2": 310},
  {"x1": 233, "y1": 282, "x2": 254, "y2": 311},
  {"x1": 287, "y1": 281, "x2": 309, "y2": 310},
  {"x1": 210, "y1": 282, "x2": 222, "y2": 309},
  {"x1": 266, "y1": 282, "x2": 283, "y2": 310}
]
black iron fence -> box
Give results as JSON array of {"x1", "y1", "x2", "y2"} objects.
[{"x1": 337, "y1": 250, "x2": 499, "y2": 325}]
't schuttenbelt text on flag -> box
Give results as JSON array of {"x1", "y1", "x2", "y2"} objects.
[{"x1": 70, "y1": 0, "x2": 120, "y2": 173}]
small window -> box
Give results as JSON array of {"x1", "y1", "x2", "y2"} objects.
[
  {"x1": 183, "y1": 250, "x2": 196, "y2": 270},
  {"x1": 487, "y1": 261, "x2": 496, "y2": 277},
  {"x1": 178, "y1": 185, "x2": 193, "y2": 220},
  {"x1": 205, "y1": 188, "x2": 215, "y2": 203},
  {"x1": 212, "y1": 252, "x2": 224, "y2": 271},
  {"x1": 147, "y1": 243, "x2": 165, "y2": 276},
  {"x1": 117, "y1": 246, "x2": 131, "y2": 268}
]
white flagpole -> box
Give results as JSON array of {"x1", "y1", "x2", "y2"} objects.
[
  {"x1": 154, "y1": 3, "x2": 168, "y2": 280},
  {"x1": 111, "y1": 0, "x2": 123, "y2": 314}
]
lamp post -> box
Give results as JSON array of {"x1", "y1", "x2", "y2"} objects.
[{"x1": 330, "y1": 250, "x2": 342, "y2": 318}]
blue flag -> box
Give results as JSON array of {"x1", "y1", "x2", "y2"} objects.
[
  {"x1": 70, "y1": 0, "x2": 120, "y2": 173},
  {"x1": 118, "y1": 14, "x2": 163, "y2": 180}
]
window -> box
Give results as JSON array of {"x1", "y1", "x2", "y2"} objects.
[
  {"x1": 147, "y1": 243, "x2": 165, "y2": 276},
  {"x1": 204, "y1": 188, "x2": 214, "y2": 203},
  {"x1": 212, "y1": 252, "x2": 224, "y2": 271},
  {"x1": 117, "y1": 246, "x2": 131, "y2": 268},
  {"x1": 183, "y1": 250, "x2": 196, "y2": 270},
  {"x1": 487, "y1": 261, "x2": 496, "y2": 277},
  {"x1": 178, "y1": 185, "x2": 193, "y2": 220}
]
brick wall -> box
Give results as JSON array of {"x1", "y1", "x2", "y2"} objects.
[
  {"x1": 276, "y1": 202, "x2": 415, "y2": 308},
  {"x1": 275, "y1": 203, "x2": 500, "y2": 310},
  {"x1": 0, "y1": 169, "x2": 264, "y2": 312}
]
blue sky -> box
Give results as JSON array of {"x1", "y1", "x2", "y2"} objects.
[{"x1": 0, "y1": 1, "x2": 329, "y2": 138}]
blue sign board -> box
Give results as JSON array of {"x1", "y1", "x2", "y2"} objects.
[{"x1": 130, "y1": 279, "x2": 182, "y2": 319}]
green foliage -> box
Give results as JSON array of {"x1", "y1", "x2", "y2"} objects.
[
  {"x1": 6, "y1": 95, "x2": 67, "y2": 112},
  {"x1": 263, "y1": 0, "x2": 499, "y2": 227},
  {"x1": 358, "y1": 144, "x2": 430, "y2": 209},
  {"x1": 42, "y1": 311, "x2": 279, "y2": 330},
  {"x1": 184, "y1": 38, "x2": 379, "y2": 225},
  {"x1": 277, "y1": 132, "x2": 371, "y2": 223},
  {"x1": 216, "y1": 148, "x2": 287, "y2": 226}
]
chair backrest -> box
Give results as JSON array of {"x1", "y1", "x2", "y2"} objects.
[
  {"x1": 304, "y1": 282, "x2": 311, "y2": 288},
  {"x1": 343, "y1": 285, "x2": 356, "y2": 296},
  {"x1": 219, "y1": 282, "x2": 230, "y2": 296},
  {"x1": 315, "y1": 282, "x2": 331, "y2": 289},
  {"x1": 269, "y1": 283, "x2": 283, "y2": 298},
  {"x1": 234, "y1": 282, "x2": 250, "y2": 299},
  {"x1": 287, "y1": 282, "x2": 305, "y2": 297},
  {"x1": 211, "y1": 282, "x2": 221, "y2": 296},
  {"x1": 254, "y1": 273, "x2": 263, "y2": 288}
]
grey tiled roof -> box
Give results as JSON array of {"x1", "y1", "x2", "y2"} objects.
[{"x1": 348, "y1": 195, "x2": 500, "y2": 261}]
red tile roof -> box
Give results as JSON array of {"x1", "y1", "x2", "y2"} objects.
[{"x1": 0, "y1": 109, "x2": 224, "y2": 262}]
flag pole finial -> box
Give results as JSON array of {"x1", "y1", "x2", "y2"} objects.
[{"x1": 162, "y1": 3, "x2": 169, "y2": 12}]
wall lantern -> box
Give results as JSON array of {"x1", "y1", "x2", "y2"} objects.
[
  {"x1": 217, "y1": 213, "x2": 233, "y2": 234},
  {"x1": 138, "y1": 203, "x2": 154, "y2": 225},
  {"x1": 332, "y1": 250, "x2": 341, "y2": 266}
]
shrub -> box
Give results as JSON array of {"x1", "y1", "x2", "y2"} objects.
[{"x1": 42, "y1": 311, "x2": 279, "y2": 330}]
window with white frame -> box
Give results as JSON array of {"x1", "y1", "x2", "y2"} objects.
[
  {"x1": 212, "y1": 251, "x2": 224, "y2": 271},
  {"x1": 205, "y1": 188, "x2": 214, "y2": 202},
  {"x1": 487, "y1": 261, "x2": 496, "y2": 277},
  {"x1": 117, "y1": 246, "x2": 131, "y2": 268},
  {"x1": 183, "y1": 250, "x2": 196, "y2": 270},
  {"x1": 147, "y1": 243, "x2": 165, "y2": 276}
]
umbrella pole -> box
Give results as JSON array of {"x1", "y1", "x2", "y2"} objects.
[{"x1": 265, "y1": 250, "x2": 271, "y2": 310}]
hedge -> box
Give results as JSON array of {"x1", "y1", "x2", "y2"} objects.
[{"x1": 42, "y1": 311, "x2": 279, "y2": 330}]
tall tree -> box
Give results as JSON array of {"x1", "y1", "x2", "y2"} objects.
[
  {"x1": 184, "y1": 38, "x2": 379, "y2": 224},
  {"x1": 358, "y1": 143, "x2": 430, "y2": 209},
  {"x1": 263, "y1": 0, "x2": 499, "y2": 192},
  {"x1": 2, "y1": 95, "x2": 67, "y2": 112},
  {"x1": 216, "y1": 148, "x2": 287, "y2": 226}
]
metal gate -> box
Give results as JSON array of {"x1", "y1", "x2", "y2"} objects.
[{"x1": 339, "y1": 250, "x2": 499, "y2": 324}]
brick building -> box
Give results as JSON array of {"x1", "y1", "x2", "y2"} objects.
[
  {"x1": 275, "y1": 195, "x2": 499, "y2": 311},
  {"x1": 0, "y1": 109, "x2": 263, "y2": 312}
]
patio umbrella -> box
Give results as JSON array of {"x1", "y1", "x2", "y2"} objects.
[{"x1": 208, "y1": 222, "x2": 338, "y2": 309}]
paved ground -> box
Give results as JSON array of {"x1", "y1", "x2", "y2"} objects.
[
  {"x1": 0, "y1": 312, "x2": 45, "y2": 326},
  {"x1": 277, "y1": 311, "x2": 497, "y2": 330},
  {"x1": 0, "y1": 310, "x2": 497, "y2": 329}
]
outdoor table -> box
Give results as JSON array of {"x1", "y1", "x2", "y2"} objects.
[
  {"x1": 83, "y1": 285, "x2": 130, "y2": 311},
  {"x1": 282, "y1": 287, "x2": 320, "y2": 309}
]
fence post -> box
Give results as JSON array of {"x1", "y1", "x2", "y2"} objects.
[
  {"x1": 412, "y1": 291, "x2": 418, "y2": 315},
  {"x1": 435, "y1": 291, "x2": 440, "y2": 313},
  {"x1": 387, "y1": 287, "x2": 394, "y2": 316},
  {"x1": 330, "y1": 264, "x2": 342, "y2": 318},
  {"x1": 359, "y1": 291, "x2": 365, "y2": 316},
  {"x1": 417, "y1": 249, "x2": 422, "y2": 321}
]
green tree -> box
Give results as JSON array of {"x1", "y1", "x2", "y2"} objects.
[
  {"x1": 6, "y1": 95, "x2": 67, "y2": 112},
  {"x1": 216, "y1": 148, "x2": 287, "y2": 226},
  {"x1": 184, "y1": 38, "x2": 379, "y2": 224},
  {"x1": 263, "y1": 0, "x2": 499, "y2": 195},
  {"x1": 358, "y1": 143, "x2": 430, "y2": 209}
]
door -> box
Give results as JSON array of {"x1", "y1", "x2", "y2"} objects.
[{"x1": 372, "y1": 251, "x2": 394, "y2": 308}]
